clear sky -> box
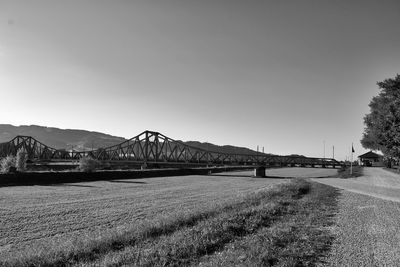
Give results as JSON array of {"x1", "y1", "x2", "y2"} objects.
[{"x1": 1, "y1": 0, "x2": 399, "y2": 160}]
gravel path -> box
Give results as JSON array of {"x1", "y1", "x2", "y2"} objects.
[{"x1": 313, "y1": 168, "x2": 400, "y2": 266}]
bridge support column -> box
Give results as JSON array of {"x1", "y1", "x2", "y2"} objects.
[{"x1": 254, "y1": 166, "x2": 266, "y2": 178}]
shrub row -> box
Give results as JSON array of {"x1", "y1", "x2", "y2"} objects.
[{"x1": 0, "y1": 149, "x2": 27, "y2": 173}]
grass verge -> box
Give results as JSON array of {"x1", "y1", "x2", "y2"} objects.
[
  {"x1": 1, "y1": 179, "x2": 339, "y2": 267},
  {"x1": 337, "y1": 165, "x2": 363, "y2": 178},
  {"x1": 197, "y1": 180, "x2": 339, "y2": 266}
]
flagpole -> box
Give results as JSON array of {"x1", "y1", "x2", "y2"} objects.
[{"x1": 350, "y1": 143, "x2": 353, "y2": 175}]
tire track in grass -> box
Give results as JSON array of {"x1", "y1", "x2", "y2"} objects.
[
  {"x1": 96, "y1": 201, "x2": 286, "y2": 266},
  {"x1": 196, "y1": 182, "x2": 339, "y2": 267}
]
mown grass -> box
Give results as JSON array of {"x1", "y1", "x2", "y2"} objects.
[
  {"x1": 95, "y1": 180, "x2": 338, "y2": 267},
  {"x1": 1, "y1": 178, "x2": 339, "y2": 266},
  {"x1": 0, "y1": 173, "x2": 285, "y2": 253},
  {"x1": 0, "y1": 180, "x2": 291, "y2": 267},
  {"x1": 338, "y1": 165, "x2": 363, "y2": 178}
]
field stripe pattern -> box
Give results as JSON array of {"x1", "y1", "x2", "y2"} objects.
[{"x1": 0, "y1": 171, "x2": 286, "y2": 255}]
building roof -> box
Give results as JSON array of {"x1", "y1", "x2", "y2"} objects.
[{"x1": 358, "y1": 151, "x2": 383, "y2": 159}]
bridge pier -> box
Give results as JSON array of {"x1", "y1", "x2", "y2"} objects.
[
  {"x1": 253, "y1": 166, "x2": 266, "y2": 178},
  {"x1": 141, "y1": 162, "x2": 147, "y2": 170}
]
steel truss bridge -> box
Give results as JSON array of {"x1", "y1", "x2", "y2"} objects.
[{"x1": 0, "y1": 130, "x2": 341, "y2": 168}]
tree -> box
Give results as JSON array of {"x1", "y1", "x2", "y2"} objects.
[
  {"x1": 0, "y1": 155, "x2": 16, "y2": 173},
  {"x1": 361, "y1": 74, "x2": 400, "y2": 162},
  {"x1": 0, "y1": 148, "x2": 28, "y2": 173},
  {"x1": 79, "y1": 157, "x2": 99, "y2": 172}
]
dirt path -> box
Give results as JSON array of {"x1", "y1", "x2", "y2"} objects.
[{"x1": 313, "y1": 168, "x2": 400, "y2": 266}]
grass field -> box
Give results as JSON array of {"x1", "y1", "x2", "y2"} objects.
[
  {"x1": 0, "y1": 168, "x2": 338, "y2": 266},
  {"x1": 0, "y1": 171, "x2": 286, "y2": 254},
  {"x1": 266, "y1": 167, "x2": 338, "y2": 178},
  {"x1": 337, "y1": 165, "x2": 363, "y2": 178}
]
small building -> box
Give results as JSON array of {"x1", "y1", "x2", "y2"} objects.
[{"x1": 358, "y1": 151, "x2": 384, "y2": 167}]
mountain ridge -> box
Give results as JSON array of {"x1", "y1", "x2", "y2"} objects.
[
  {"x1": 0, "y1": 124, "x2": 126, "y2": 151},
  {"x1": 0, "y1": 124, "x2": 264, "y2": 155}
]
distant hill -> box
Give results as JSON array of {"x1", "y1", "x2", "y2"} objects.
[
  {"x1": 184, "y1": 141, "x2": 271, "y2": 156},
  {"x1": 0, "y1": 124, "x2": 268, "y2": 155}
]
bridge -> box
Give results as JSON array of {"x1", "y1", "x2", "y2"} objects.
[{"x1": 0, "y1": 130, "x2": 341, "y2": 172}]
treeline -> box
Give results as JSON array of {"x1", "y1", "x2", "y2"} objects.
[{"x1": 361, "y1": 74, "x2": 400, "y2": 166}]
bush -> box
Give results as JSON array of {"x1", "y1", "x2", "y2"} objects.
[
  {"x1": 79, "y1": 157, "x2": 100, "y2": 172},
  {"x1": 1, "y1": 155, "x2": 16, "y2": 173},
  {"x1": 16, "y1": 148, "x2": 28, "y2": 172}
]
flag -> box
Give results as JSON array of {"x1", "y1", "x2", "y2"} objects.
[{"x1": 352, "y1": 144, "x2": 355, "y2": 153}]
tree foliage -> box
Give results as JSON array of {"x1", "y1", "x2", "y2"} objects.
[
  {"x1": 0, "y1": 155, "x2": 16, "y2": 173},
  {"x1": 0, "y1": 148, "x2": 28, "y2": 173},
  {"x1": 361, "y1": 74, "x2": 400, "y2": 159},
  {"x1": 79, "y1": 157, "x2": 100, "y2": 172}
]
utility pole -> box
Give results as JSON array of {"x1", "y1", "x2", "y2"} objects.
[
  {"x1": 350, "y1": 143, "x2": 354, "y2": 175},
  {"x1": 332, "y1": 145, "x2": 335, "y2": 159},
  {"x1": 323, "y1": 140, "x2": 325, "y2": 159},
  {"x1": 207, "y1": 141, "x2": 209, "y2": 167}
]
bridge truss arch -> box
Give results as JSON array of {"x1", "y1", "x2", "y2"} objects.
[{"x1": 0, "y1": 130, "x2": 342, "y2": 168}]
